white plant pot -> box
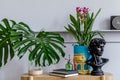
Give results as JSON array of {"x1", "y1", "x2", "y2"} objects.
[{"x1": 29, "y1": 69, "x2": 43, "y2": 75}]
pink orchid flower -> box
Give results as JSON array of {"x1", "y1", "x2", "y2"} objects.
[
  {"x1": 76, "y1": 7, "x2": 82, "y2": 13},
  {"x1": 81, "y1": 13, "x2": 85, "y2": 19},
  {"x1": 83, "y1": 7, "x2": 89, "y2": 13}
]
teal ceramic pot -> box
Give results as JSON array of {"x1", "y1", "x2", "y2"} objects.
[
  {"x1": 73, "y1": 45, "x2": 91, "y2": 74},
  {"x1": 74, "y1": 45, "x2": 91, "y2": 60}
]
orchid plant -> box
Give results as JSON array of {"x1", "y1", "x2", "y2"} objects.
[{"x1": 65, "y1": 7, "x2": 103, "y2": 46}]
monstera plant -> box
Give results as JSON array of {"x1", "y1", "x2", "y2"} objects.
[
  {"x1": 0, "y1": 19, "x2": 15, "y2": 67},
  {"x1": 0, "y1": 18, "x2": 65, "y2": 68}
]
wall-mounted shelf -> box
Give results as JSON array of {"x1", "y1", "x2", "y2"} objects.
[
  {"x1": 94, "y1": 30, "x2": 120, "y2": 33},
  {"x1": 35, "y1": 30, "x2": 120, "y2": 43},
  {"x1": 39, "y1": 30, "x2": 120, "y2": 33},
  {"x1": 33, "y1": 30, "x2": 120, "y2": 44}
]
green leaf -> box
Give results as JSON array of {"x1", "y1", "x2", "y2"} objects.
[
  {"x1": 65, "y1": 25, "x2": 78, "y2": 40},
  {"x1": 46, "y1": 44, "x2": 60, "y2": 63},
  {"x1": 35, "y1": 49, "x2": 43, "y2": 66},
  {"x1": 46, "y1": 54, "x2": 53, "y2": 65},
  {"x1": 29, "y1": 45, "x2": 41, "y2": 61},
  {"x1": 0, "y1": 18, "x2": 16, "y2": 68},
  {"x1": 70, "y1": 15, "x2": 78, "y2": 28},
  {"x1": 94, "y1": 8, "x2": 101, "y2": 20},
  {"x1": 42, "y1": 54, "x2": 47, "y2": 66},
  {"x1": 0, "y1": 47, "x2": 3, "y2": 67},
  {"x1": 0, "y1": 24, "x2": 6, "y2": 31},
  {"x1": 49, "y1": 42, "x2": 65, "y2": 57},
  {"x1": 19, "y1": 22, "x2": 31, "y2": 30},
  {"x1": 4, "y1": 45, "x2": 8, "y2": 65},
  {"x1": 2, "y1": 18, "x2": 11, "y2": 29},
  {"x1": 13, "y1": 39, "x2": 30, "y2": 50},
  {"x1": 70, "y1": 14, "x2": 80, "y2": 33},
  {"x1": 10, "y1": 45, "x2": 14, "y2": 60},
  {"x1": 17, "y1": 42, "x2": 34, "y2": 59},
  {"x1": 10, "y1": 20, "x2": 17, "y2": 27}
]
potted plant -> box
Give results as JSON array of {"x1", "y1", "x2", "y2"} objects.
[
  {"x1": 0, "y1": 18, "x2": 66, "y2": 72},
  {"x1": 64, "y1": 7, "x2": 103, "y2": 74}
]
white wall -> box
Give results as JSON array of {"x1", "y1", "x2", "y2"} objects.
[
  {"x1": 0, "y1": 0, "x2": 120, "y2": 80},
  {"x1": 0, "y1": 0, "x2": 120, "y2": 31},
  {"x1": 0, "y1": 32, "x2": 120, "y2": 80},
  {"x1": 60, "y1": 32, "x2": 120, "y2": 80}
]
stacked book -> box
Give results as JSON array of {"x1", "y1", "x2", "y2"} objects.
[{"x1": 49, "y1": 69, "x2": 78, "y2": 77}]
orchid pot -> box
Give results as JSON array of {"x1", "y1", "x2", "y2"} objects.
[{"x1": 73, "y1": 45, "x2": 91, "y2": 74}]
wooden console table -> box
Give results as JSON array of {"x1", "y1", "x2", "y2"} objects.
[{"x1": 21, "y1": 73, "x2": 113, "y2": 80}]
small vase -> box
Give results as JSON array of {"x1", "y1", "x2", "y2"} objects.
[
  {"x1": 65, "y1": 61, "x2": 73, "y2": 70},
  {"x1": 73, "y1": 45, "x2": 91, "y2": 74}
]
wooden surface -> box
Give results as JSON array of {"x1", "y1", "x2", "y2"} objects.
[{"x1": 21, "y1": 73, "x2": 113, "y2": 80}]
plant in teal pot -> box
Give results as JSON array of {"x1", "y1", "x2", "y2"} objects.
[{"x1": 65, "y1": 7, "x2": 103, "y2": 74}]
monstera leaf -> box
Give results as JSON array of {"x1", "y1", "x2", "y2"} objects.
[
  {"x1": 11, "y1": 22, "x2": 65, "y2": 67},
  {"x1": 0, "y1": 18, "x2": 65, "y2": 68},
  {"x1": 0, "y1": 18, "x2": 16, "y2": 67}
]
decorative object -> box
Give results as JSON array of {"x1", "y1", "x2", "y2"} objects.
[
  {"x1": 86, "y1": 38, "x2": 109, "y2": 76},
  {"x1": 0, "y1": 18, "x2": 65, "y2": 68},
  {"x1": 65, "y1": 55, "x2": 73, "y2": 70},
  {"x1": 65, "y1": 7, "x2": 103, "y2": 74},
  {"x1": 49, "y1": 72, "x2": 78, "y2": 77},
  {"x1": 74, "y1": 46, "x2": 91, "y2": 74},
  {"x1": 28, "y1": 60, "x2": 43, "y2": 75},
  {"x1": 49, "y1": 68, "x2": 78, "y2": 78},
  {"x1": 52, "y1": 69, "x2": 77, "y2": 74},
  {"x1": 29, "y1": 69, "x2": 43, "y2": 75},
  {"x1": 110, "y1": 16, "x2": 120, "y2": 30}
]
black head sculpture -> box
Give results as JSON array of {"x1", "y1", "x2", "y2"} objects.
[
  {"x1": 87, "y1": 38, "x2": 109, "y2": 76},
  {"x1": 89, "y1": 38, "x2": 106, "y2": 56}
]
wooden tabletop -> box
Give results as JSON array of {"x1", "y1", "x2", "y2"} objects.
[{"x1": 21, "y1": 72, "x2": 113, "y2": 80}]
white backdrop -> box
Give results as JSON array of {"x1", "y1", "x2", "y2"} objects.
[
  {"x1": 0, "y1": 32, "x2": 120, "y2": 80},
  {"x1": 0, "y1": 0, "x2": 120, "y2": 80},
  {"x1": 0, "y1": 0, "x2": 120, "y2": 31}
]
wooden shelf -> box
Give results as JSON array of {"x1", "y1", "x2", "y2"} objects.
[
  {"x1": 95, "y1": 30, "x2": 120, "y2": 33},
  {"x1": 21, "y1": 72, "x2": 113, "y2": 80},
  {"x1": 35, "y1": 30, "x2": 120, "y2": 33}
]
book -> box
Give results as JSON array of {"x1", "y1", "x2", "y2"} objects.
[
  {"x1": 49, "y1": 72, "x2": 78, "y2": 77},
  {"x1": 53, "y1": 69, "x2": 78, "y2": 74}
]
